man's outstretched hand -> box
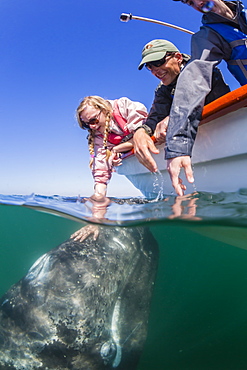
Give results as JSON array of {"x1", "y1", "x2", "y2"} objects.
[
  {"x1": 167, "y1": 156, "x2": 194, "y2": 196},
  {"x1": 133, "y1": 128, "x2": 159, "y2": 172}
]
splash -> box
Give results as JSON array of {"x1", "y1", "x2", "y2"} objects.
[{"x1": 150, "y1": 170, "x2": 164, "y2": 202}]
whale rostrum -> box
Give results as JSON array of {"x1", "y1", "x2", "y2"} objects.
[{"x1": 0, "y1": 226, "x2": 158, "y2": 369}]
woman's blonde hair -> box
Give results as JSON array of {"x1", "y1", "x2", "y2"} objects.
[{"x1": 76, "y1": 96, "x2": 113, "y2": 168}]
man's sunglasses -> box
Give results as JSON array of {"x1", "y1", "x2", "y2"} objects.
[
  {"x1": 145, "y1": 53, "x2": 174, "y2": 70},
  {"x1": 80, "y1": 111, "x2": 101, "y2": 129}
]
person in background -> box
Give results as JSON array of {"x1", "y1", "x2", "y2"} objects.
[
  {"x1": 163, "y1": 0, "x2": 247, "y2": 195},
  {"x1": 76, "y1": 95, "x2": 148, "y2": 198},
  {"x1": 133, "y1": 39, "x2": 230, "y2": 195},
  {"x1": 174, "y1": 0, "x2": 247, "y2": 87}
]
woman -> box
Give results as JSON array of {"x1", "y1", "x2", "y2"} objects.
[
  {"x1": 76, "y1": 95, "x2": 148, "y2": 197},
  {"x1": 71, "y1": 96, "x2": 148, "y2": 243}
]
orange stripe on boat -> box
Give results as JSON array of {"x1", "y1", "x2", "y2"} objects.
[{"x1": 201, "y1": 84, "x2": 247, "y2": 125}]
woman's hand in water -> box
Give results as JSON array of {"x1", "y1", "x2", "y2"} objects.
[{"x1": 70, "y1": 225, "x2": 99, "y2": 242}]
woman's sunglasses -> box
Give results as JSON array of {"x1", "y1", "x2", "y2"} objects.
[{"x1": 80, "y1": 111, "x2": 101, "y2": 129}]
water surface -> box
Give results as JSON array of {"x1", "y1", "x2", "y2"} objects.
[{"x1": 1, "y1": 191, "x2": 247, "y2": 369}]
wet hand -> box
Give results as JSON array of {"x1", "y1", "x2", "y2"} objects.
[
  {"x1": 133, "y1": 128, "x2": 159, "y2": 172},
  {"x1": 71, "y1": 225, "x2": 99, "y2": 242},
  {"x1": 167, "y1": 156, "x2": 194, "y2": 196}
]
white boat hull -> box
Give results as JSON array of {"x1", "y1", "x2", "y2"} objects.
[{"x1": 117, "y1": 105, "x2": 247, "y2": 198}]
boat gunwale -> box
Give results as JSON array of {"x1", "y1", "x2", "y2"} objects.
[
  {"x1": 201, "y1": 85, "x2": 247, "y2": 125},
  {"x1": 121, "y1": 85, "x2": 247, "y2": 161}
]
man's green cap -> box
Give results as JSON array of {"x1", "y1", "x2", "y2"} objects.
[{"x1": 138, "y1": 39, "x2": 180, "y2": 70}]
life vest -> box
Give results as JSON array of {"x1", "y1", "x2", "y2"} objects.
[
  {"x1": 203, "y1": 22, "x2": 247, "y2": 85},
  {"x1": 107, "y1": 100, "x2": 131, "y2": 145}
]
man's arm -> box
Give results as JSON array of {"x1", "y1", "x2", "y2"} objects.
[
  {"x1": 133, "y1": 83, "x2": 173, "y2": 172},
  {"x1": 165, "y1": 28, "x2": 230, "y2": 195},
  {"x1": 133, "y1": 128, "x2": 159, "y2": 172},
  {"x1": 164, "y1": 58, "x2": 212, "y2": 195}
]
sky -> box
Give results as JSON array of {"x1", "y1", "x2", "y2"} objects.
[{"x1": 0, "y1": 0, "x2": 243, "y2": 197}]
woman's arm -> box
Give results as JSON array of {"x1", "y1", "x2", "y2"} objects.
[
  {"x1": 117, "y1": 97, "x2": 148, "y2": 132},
  {"x1": 112, "y1": 139, "x2": 134, "y2": 153},
  {"x1": 94, "y1": 183, "x2": 107, "y2": 197}
]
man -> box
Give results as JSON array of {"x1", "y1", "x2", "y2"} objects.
[
  {"x1": 133, "y1": 39, "x2": 230, "y2": 195},
  {"x1": 174, "y1": 0, "x2": 247, "y2": 87}
]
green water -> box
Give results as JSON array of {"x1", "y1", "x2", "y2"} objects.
[
  {"x1": 140, "y1": 224, "x2": 247, "y2": 369},
  {"x1": 1, "y1": 204, "x2": 247, "y2": 369},
  {"x1": 0, "y1": 205, "x2": 83, "y2": 297}
]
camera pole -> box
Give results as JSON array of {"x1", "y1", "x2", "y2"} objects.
[{"x1": 120, "y1": 13, "x2": 194, "y2": 35}]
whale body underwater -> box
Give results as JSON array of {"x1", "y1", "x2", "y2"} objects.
[{"x1": 0, "y1": 226, "x2": 158, "y2": 369}]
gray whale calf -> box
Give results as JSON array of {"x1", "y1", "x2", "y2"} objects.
[{"x1": 0, "y1": 226, "x2": 158, "y2": 369}]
